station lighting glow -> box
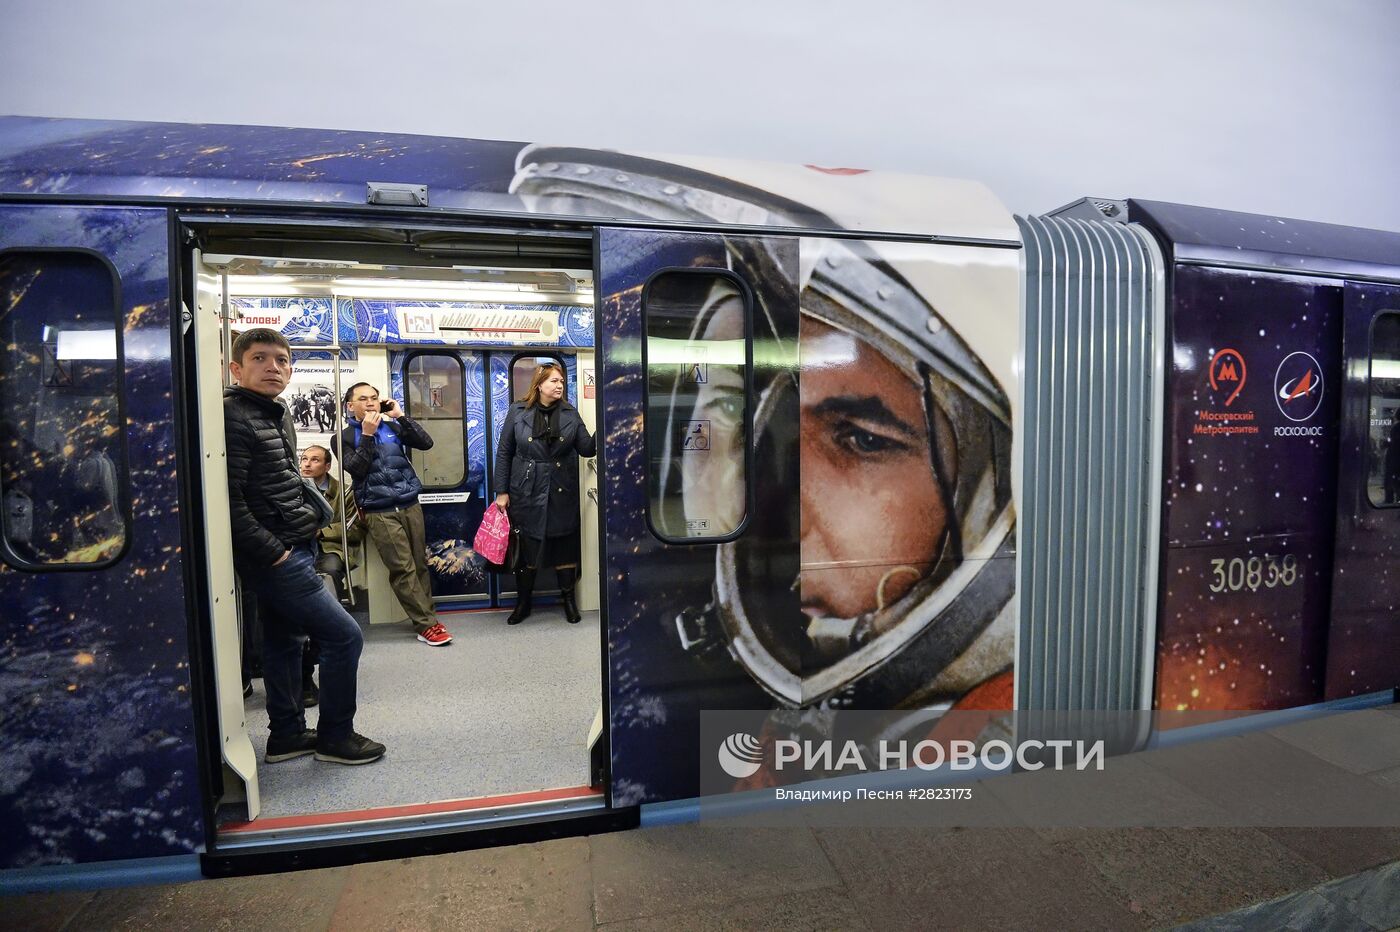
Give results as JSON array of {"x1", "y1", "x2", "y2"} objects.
[
  {"x1": 223, "y1": 275, "x2": 591, "y2": 304},
  {"x1": 55, "y1": 329, "x2": 118, "y2": 360},
  {"x1": 644, "y1": 337, "x2": 746, "y2": 366},
  {"x1": 1371, "y1": 359, "x2": 1400, "y2": 381}
]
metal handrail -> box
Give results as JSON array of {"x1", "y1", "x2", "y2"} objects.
[{"x1": 284, "y1": 338, "x2": 354, "y2": 607}]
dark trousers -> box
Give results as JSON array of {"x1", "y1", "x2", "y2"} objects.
[
  {"x1": 245, "y1": 541, "x2": 363, "y2": 742},
  {"x1": 241, "y1": 586, "x2": 318, "y2": 685},
  {"x1": 302, "y1": 635, "x2": 319, "y2": 684},
  {"x1": 239, "y1": 577, "x2": 263, "y2": 683},
  {"x1": 315, "y1": 549, "x2": 348, "y2": 601},
  {"x1": 302, "y1": 550, "x2": 346, "y2": 683}
]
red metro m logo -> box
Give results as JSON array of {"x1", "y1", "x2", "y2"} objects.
[{"x1": 1208, "y1": 348, "x2": 1247, "y2": 407}]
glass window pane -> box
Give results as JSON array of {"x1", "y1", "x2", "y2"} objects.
[
  {"x1": 1368, "y1": 312, "x2": 1400, "y2": 507},
  {"x1": 0, "y1": 251, "x2": 127, "y2": 566},
  {"x1": 644, "y1": 271, "x2": 748, "y2": 540},
  {"x1": 511, "y1": 355, "x2": 564, "y2": 403},
  {"x1": 411, "y1": 424, "x2": 464, "y2": 489},
  {"x1": 405, "y1": 354, "x2": 465, "y2": 489}
]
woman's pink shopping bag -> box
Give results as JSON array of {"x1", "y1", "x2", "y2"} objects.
[{"x1": 474, "y1": 503, "x2": 512, "y2": 566}]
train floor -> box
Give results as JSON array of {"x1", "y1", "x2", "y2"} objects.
[{"x1": 240, "y1": 604, "x2": 601, "y2": 820}]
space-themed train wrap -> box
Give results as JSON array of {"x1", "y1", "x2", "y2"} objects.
[
  {"x1": 0, "y1": 118, "x2": 1022, "y2": 817},
  {"x1": 0, "y1": 205, "x2": 204, "y2": 868},
  {"x1": 1155, "y1": 265, "x2": 1343, "y2": 711},
  {"x1": 1324, "y1": 281, "x2": 1400, "y2": 700},
  {"x1": 0, "y1": 116, "x2": 1010, "y2": 242},
  {"x1": 538, "y1": 149, "x2": 1021, "y2": 804}
]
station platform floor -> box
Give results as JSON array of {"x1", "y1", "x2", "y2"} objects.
[{"x1": 11, "y1": 706, "x2": 1400, "y2": 930}]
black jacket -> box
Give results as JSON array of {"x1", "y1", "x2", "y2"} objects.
[
  {"x1": 335, "y1": 415, "x2": 433, "y2": 511},
  {"x1": 494, "y1": 400, "x2": 596, "y2": 539},
  {"x1": 224, "y1": 386, "x2": 320, "y2": 569}
]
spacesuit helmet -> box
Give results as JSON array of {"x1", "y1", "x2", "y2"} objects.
[{"x1": 511, "y1": 146, "x2": 1016, "y2": 710}]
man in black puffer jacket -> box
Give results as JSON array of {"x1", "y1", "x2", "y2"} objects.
[{"x1": 226, "y1": 328, "x2": 385, "y2": 766}]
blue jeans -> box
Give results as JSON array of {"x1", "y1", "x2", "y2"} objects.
[{"x1": 246, "y1": 541, "x2": 363, "y2": 742}]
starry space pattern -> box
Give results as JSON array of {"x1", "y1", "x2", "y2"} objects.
[
  {"x1": 0, "y1": 205, "x2": 204, "y2": 868},
  {"x1": 1323, "y1": 282, "x2": 1400, "y2": 698},
  {"x1": 597, "y1": 230, "x2": 794, "y2": 806},
  {"x1": 1155, "y1": 265, "x2": 1341, "y2": 712}
]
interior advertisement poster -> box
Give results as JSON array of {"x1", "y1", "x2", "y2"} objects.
[
  {"x1": 230, "y1": 295, "x2": 346, "y2": 345},
  {"x1": 229, "y1": 297, "x2": 359, "y2": 452},
  {"x1": 1155, "y1": 266, "x2": 1342, "y2": 711},
  {"x1": 394, "y1": 305, "x2": 559, "y2": 344},
  {"x1": 282, "y1": 353, "x2": 360, "y2": 454},
  {"x1": 354, "y1": 300, "x2": 593, "y2": 347}
]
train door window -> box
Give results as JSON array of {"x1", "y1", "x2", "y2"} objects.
[
  {"x1": 509, "y1": 353, "x2": 566, "y2": 402},
  {"x1": 404, "y1": 352, "x2": 466, "y2": 489},
  {"x1": 0, "y1": 250, "x2": 127, "y2": 567},
  {"x1": 1367, "y1": 311, "x2": 1400, "y2": 507},
  {"x1": 642, "y1": 270, "x2": 749, "y2": 541}
]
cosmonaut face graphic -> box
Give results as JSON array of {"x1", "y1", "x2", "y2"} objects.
[
  {"x1": 796, "y1": 316, "x2": 952, "y2": 623},
  {"x1": 511, "y1": 147, "x2": 1016, "y2": 710}
]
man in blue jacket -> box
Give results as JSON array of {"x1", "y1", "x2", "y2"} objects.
[
  {"x1": 337, "y1": 382, "x2": 453, "y2": 646},
  {"x1": 225, "y1": 329, "x2": 385, "y2": 765}
]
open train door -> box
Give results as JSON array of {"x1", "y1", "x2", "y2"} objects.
[
  {"x1": 0, "y1": 205, "x2": 210, "y2": 868},
  {"x1": 1325, "y1": 282, "x2": 1400, "y2": 699},
  {"x1": 594, "y1": 227, "x2": 799, "y2": 803},
  {"x1": 189, "y1": 251, "x2": 261, "y2": 816}
]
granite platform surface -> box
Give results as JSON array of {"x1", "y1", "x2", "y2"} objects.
[{"x1": 10, "y1": 705, "x2": 1400, "y2": 930}]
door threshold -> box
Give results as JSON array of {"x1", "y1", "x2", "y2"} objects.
[
  {"x1": 216, "y1": 785, "x2": 603, "y2": 849},
  {"x1": 203, "y1": 790, "x2": 635, "y2": 877}
]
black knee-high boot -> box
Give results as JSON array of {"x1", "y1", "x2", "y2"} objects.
[
  {"x1": 507, "y1": 567, "x2": 536, "y2": 625},
  {"x1": 557, "y1": 566, "x2": 581, "y2": 624}
]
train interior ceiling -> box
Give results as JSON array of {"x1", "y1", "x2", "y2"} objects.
[{"x1": 186, "y1": 220, "x2": 606, "y2": 840}]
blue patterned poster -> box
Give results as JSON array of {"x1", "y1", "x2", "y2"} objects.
[
  {"x1": 355, "y1": 301, "x2": 593, "y2": 347},
  {"x1": 230, "y1": 296, "x2": 337, "y2": 345}
]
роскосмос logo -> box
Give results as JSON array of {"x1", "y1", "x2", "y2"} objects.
[{"x1": 1274, "y1": 351, "x2": 1324, "y2": 422}]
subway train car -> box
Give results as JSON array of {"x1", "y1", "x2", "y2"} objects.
[
  {"x1": 1024, "y1": 198, "x2": 1400, "y2": 716},
  {"x1": 1, "y1": 116, "x2": 1397, "y2": 884}
]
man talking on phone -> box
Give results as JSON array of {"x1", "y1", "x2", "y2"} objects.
[{"x1": 337, "y1": 382, "x2": 453, "y2": 646}]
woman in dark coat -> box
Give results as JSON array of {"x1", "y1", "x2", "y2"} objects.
[{"x1": 494, "y1": 362, "x2": 597, "y2": 624}]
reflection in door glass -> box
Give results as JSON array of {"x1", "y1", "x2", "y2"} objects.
[
  {"x1": 0, "y1": 251, "x2": 127, "y2": 565},
  {"x1": 1368, "y1": 312, "x2": 1400, "y2": 507},
  {"x1": 644, "y1": 271, "x2": 748, "y2": 540},
  {"x1": 405, "y1": 353, "x2": 465, "y2": 489},
  {"x1": 510, "y1": 355, "x2": 564, "y2": 402}
]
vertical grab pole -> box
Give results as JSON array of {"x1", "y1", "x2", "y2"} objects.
[
  {"x1": 220, "y1": 273, "x2": 233, "y2": 387},
  {"x1": 286, "y1": 338, "x2": 355, "y2": 608},
  {"x1": 333, "y1": 350, "x2": 356, "y2": 606}
]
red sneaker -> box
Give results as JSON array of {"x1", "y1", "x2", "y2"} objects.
[{"x1": 417, "y1": 623, "x2": 453, "y2": 646}]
